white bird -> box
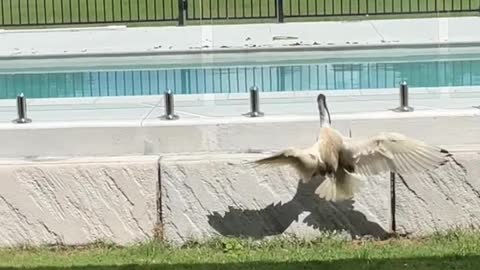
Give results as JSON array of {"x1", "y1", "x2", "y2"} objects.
[{"x1": 253, "y1": 94, "x2": 452, "y2": 202}]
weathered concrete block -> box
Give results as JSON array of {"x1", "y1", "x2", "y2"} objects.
[
  {"x1": 0, "y1": 156, "x2": 159, "y2": 247},
  {"x1": 396, "y1": 152, "x2": 480, "y2": 235},
  {"x1": 160, "y1": 153, "x2": 390, "y2": 245}
]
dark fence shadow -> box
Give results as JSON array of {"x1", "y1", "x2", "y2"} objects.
[
  {"x1": 207, "y1": 176, "x2": 387, "y2": 239},
  {"x1": 2, "y1": 255, "x2": 480, "y2": 270}
]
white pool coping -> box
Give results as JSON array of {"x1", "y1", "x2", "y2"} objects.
[{"x1": 0, "y1": 16, "x2": 480, "y2": 62}]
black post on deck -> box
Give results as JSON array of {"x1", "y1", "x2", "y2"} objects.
[
  {"x1": 178, "y1": 0, "x2": 187, "y2": 26},
  {"x1": 244, "y1": 86, "x2": 264, "y2": 117},
  {"x1": 13, "y1": 93, "x2": 32, "y2": 124},
  {"x1": 277, "y1": 0, "x2": 284, "y2": 23},
  {"x1": 161, "y1": 90, "x2": 179, "y2": 120}
]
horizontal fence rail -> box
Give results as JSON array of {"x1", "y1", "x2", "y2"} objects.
[
  {"x1": 0, "y1": 0, "x2": 478, "y2": 27},
  {"x1": 2, "y1": 59, "x2": 480, "y2": 99}
]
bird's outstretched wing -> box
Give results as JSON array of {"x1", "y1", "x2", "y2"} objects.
[
  {"x1": 343, "y1": 132, "x2": 451, "y2": 176},
  {"x1": 252, "y1": 148, "x2": 321, "y2": 182}
]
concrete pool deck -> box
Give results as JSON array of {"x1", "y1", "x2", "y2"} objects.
[
  {"x1": 0, "y1": 87, "x2": 479, "y2": 158},
  {"x1": 0, "y1": 16, "x2": 480, "y2": 61},
  {"x1": 0, "y1": 87, "x2": 479, "y2": 126}
]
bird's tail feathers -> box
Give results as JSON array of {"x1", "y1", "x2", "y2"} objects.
[{"x1": 315, "y1": 169, "x2": 364, "y2": 202}]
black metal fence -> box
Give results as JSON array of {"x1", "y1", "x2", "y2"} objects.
[
  {"x1": 0, "y1": 0, "x2": 179, "y2": 26},
  {"x1": 0, "y1": 0, "x2": 478, "y2": 27},
  {"x1": 186, "y1": 0, "x2": 277, "y2": 21}
]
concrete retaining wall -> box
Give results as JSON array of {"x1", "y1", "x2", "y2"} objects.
[
  {"x1": 0, "y1": 156, "x2": 159, "y2": 247},
  {"x1": 160, "y1": 153, "x2": 390, "y2": 245},
  {"x1": 159, "y1": 151, "x2": 480, "y2": 245},
  {"x1": 0, "y1": 116, "x2": 479, "y2": 246},
  {"x1": 396, "y1": 152, "x2": 480, "y2": 236},
  {"x1": 1, "y1": 150, "x2": 479, "y2": 247}
]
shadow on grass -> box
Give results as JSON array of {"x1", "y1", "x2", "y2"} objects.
[
  {"x1": 207, "y1": 175, "x2": 387, "y2": 240},
  {"x1": 2, "y1": 255, "x2": 480, "y2": 270}
]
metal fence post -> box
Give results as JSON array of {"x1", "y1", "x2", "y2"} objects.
[
  {"x1": 13, "y1": 93, "x2": 32, "y2": 124},
  {"x1": 160, "y1": 90, "x2": 179, "y2": 120},
  {"x1": 178, "y1": 0, "x2": 187, "y2": 26},
  {"x1": 244, "y1": 86, "x2": 264, "y2": 117},
  {"x1": 393, "y1": 81, "x2": 414, "y2": 112},
  {"x1": 277, "y1": 0, "x2": 284, "y2": 23}
]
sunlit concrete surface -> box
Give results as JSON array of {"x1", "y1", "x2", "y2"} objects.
[
  {"x1": 160, "y1": 153, "x2": 390, "y2": 245},
  {"x1": 160, "y1": 151, "x2": 480, "y2": 245},
  {"x1": 0, "y1": 89, "x2": 478, "y2": 246},
  {"x1": 2, "y1": 17, "x2": 480, "y2": 60},
  {"x1": 0, "y1": 156, "x2": 159, "y2": 247},
  {"x1": 0, "y1": 88, "x2": 478, "y2": 157}
]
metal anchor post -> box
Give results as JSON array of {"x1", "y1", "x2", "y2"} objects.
[
  {"x1": 393, "y1": 81, "x2": 414, "y2": 112},
  {"x1": 244, "y1": 86, "x2": 264, "y2": 117},
  {"x1": 160, "y1": 90, "x2": 179, "y2": 120},
  {"x1": 13, "y1": 93, "x2": 32, "y2": 124}
]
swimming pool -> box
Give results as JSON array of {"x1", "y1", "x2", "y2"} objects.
[{"x1": 2, "y1": 50, "x2": 480, "y2": 99}]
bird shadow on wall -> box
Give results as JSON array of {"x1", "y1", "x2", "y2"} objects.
[{"x1": 207, "y1": 176, "x2": 388, "y2": 239}]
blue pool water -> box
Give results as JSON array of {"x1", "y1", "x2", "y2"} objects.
[{"x1": 1, "y1": 55, "x2": 480, "y2": 99}]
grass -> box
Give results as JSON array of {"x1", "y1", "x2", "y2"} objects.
[
  {"x1": 0, "y1": 0, "x2": 479, "y2": 27},
  {"x1": 1, "y1": 230, "x2": 480, "y2": 269}
]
